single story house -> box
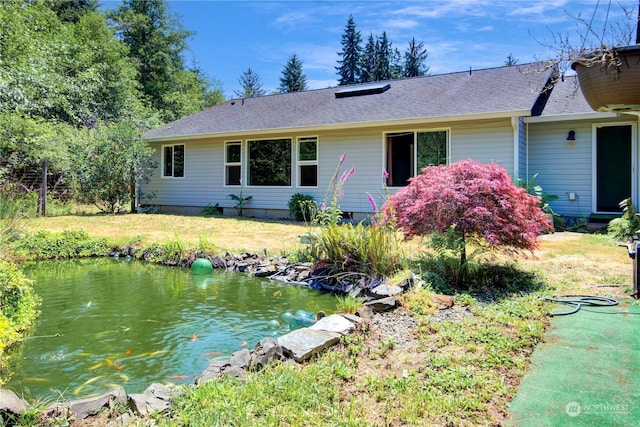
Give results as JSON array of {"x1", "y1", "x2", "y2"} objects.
[{"x1": 142, "y1": 62, "x2": 640, "y2": 222}]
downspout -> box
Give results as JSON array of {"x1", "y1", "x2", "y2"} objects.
[{"x1": 511, "y1": 116, "x2": 519, "y2": 179}]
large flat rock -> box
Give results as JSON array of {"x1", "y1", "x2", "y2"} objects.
[
  {"x1": 277, "y1": 328, "x2": 341, "y2": 362},
  {"x1": 309, "y1": 314, "x2": 355, "y2": 335}
]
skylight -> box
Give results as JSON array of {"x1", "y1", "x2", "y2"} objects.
[{"x1": 335, "y1": 83, "x2": 391, "y2": 98}]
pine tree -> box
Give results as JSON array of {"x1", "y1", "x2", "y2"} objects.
[
  {"x1": 404, "y1": 37, "x2": 429, "y2": 77},
  {"x1": 235, "y1": 68, "x2": 266, "y2": 98},
  {"x1": 504, "y1": 53, "x2": 519, "y2": 66},
  {"x1": 372, "y1": 32, "x2": 391, "y2": 81},
  {"x1": 336, "y1": 15, "x2": 362, "y2": 85},
  {"x1": 279, "y1": 54, "x2": 307, "y2": 93},
  {"x1": 359, "y1": 33, "x2": 376, "y2": 83}
]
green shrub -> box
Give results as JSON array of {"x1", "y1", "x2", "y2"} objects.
[
  {"x1": 201, "y1": 203, "x2": 222, "y2": 217},
  {"x1": 288, "y1": 193, "x2": 315, "y2": 222},
  {"x1": 0, "y1": 259, "x2": 41, "y2": 385},
  {"x1": 608, "y1": 197, "x2": 640, "y2": 241},
  {"x1": 11, "y1": 229, "x2": 113, "y2": 260},
  {"x1": 316, "y1": 222, "x2": 404, "y2": 277}
]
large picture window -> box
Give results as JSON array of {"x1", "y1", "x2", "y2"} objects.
[
  {"x1": 386, "y1": 130, "x2": 447, "y2": 186},
  {"x1": 298, "y1": 136, "x2": 317, "y2": 187},
  {"x1": 225, "y1": 142, "x2": 241, "y2": 186},
  {"x1": 248, "y1": 138, "x2": 292, "y2": 186},
  {"x1": 163, "y1": 144, "x2": 185, "y2": 177}
]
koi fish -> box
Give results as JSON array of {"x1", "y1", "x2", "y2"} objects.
[
  {"x1": 125, "y1": 349, "x2": 132, "y2": 356},
  {"x1": 168, "y1": 374, "x2": 192, "y2": 380},
  {"x1": 200, "y1": 351, "x2": 222, "y2": 357},
  {"x1": 104, "y1": 358, "x2": 114, "y2": 366},
  {"x1": 191, "y1": 334, "x2": 198, "y2": 342},
  {"x1": 86, "y1": 301, "x2": 92, "y2": 308},
  {"x1": 114, "y1": 363, "x2": 123, "y2": 371},
  {"x1": 24, "y1": 377, "x2": 49, "y2": 383},
  {"x1": 88, "y1": 362, "x2": 104, "y2": 370},
  {"x1": 240, "y1": 341, "x2": 247, "y2": 347},
  {"x1": 73, "y1": 385, "x2": 87, "y2": 396},
  {"x1": 118, "y1": 373, "x2": 129, "y2": 382},
  {"x1": 83, "y1": 376, "x2": 104, "y2": 386}
]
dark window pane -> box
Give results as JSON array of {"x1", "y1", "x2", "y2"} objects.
[
  {"x1": 417, "y1": 131, "x2": 447, "y2": 170},
  {"x1": 227, "y1": 143, "x2": 241, "y2": 163},
  {"x1": 300, "y1": 164, "x2": 317, "y2": 186},
  {"x1": 386, "y1": 133, "x2": 413, "y2": 187},
  {"x1": 248, "y1": 139, "x2": 291, "y2": 186},
  {"x1": 226, "y1": 165, "x2": 241, "y2": 186},
  {"x1": 163, "y1": 146, "x2": 173, "y2": 176},
  {"x1": 299, "y1": 138, "x2": 317, "y2": 161},
  {"x1": 173, "y1": 145, "x2": 185, "y2": 177}
]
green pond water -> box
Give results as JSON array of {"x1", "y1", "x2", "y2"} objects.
[{"x1": 6, "y1": 258, "x2": 336, "y2": 400}]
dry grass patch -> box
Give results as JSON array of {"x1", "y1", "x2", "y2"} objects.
[{"x1": 23, "y1": 214, "x2": 311, "y2": 253}]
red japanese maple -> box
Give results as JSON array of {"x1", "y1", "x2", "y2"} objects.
[{"x1": 381, "y1": 159, "x2": 549, "y2": 265}]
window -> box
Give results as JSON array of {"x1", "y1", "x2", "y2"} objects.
[
  {"x1": 163, "y1": 144, "x2": 185, "y2": 177},
  {"x1": 225, "y1": 142, "x2": 241, "y2": 186},
  {"x1": 386, "y1": 130, "x2": 447, "y2": 186},
  {"x1": 248, "y1": 138, "x2": 292, "y2": 186},
  {"x1": 298, "y1": 137, "x2": 317, "y2": 187}
]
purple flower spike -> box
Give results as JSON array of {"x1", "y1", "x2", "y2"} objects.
[
  {"x1": 339, "y1": 153, "x2": 347, "y2": 166},
  {"x1": 383, "y1": 170, "x2": 389, "y2": 179},
  {"x1": 367, "y1": 193, "x2": 377, "y2": 212}
]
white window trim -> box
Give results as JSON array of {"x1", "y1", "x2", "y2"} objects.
[
  {"x1": 383, "y1": 128, "x2": 450, "y2": 188},
  {"x1": 224, "y1": 141, "x2": 242, "y2": 187},
  {"x1": 161, "y1": 143, "x2": 185, "y2": 179},
  {"x1": 246, "y1": 136, "x2": 293, "y2": 188},
  {"x1": 297, "y1": 136, "x2": 318, "y2": 188}
]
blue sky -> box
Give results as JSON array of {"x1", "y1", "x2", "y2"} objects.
[{"x1": 111, "y1": 1, "x2": 640, "y2": 98}]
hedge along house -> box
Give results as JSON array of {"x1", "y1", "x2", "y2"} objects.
[
  {"x1": 142, "y1": 63, "x2": 565, "y2": 220},
  {"x1": 526, "y1": 75, "x2": 640, "y2": 224}
]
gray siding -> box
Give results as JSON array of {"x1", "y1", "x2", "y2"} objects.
[{"x1": 142, "y1": 118, "x2": 521, "y2": 217}]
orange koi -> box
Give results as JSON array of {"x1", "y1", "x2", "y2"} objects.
[
  {"x1": 125, "y1": 349, "x2": 132, "y2": 356},
  {"x1": 168, "y1": 374, "x2": 192, "y2": 380},
  {"x1": 114, "y1": 363, "x2": 123, "y2": 371}
]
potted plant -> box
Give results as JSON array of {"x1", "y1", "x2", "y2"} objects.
[{"x1": 543, "y1": 1, "x2": 640, "y2": 111}]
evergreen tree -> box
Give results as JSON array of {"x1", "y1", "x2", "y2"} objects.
[
  {"x1": 235, "y1": 68, "x2": 266, "y2": 98},
  {"x1": 505, "y1": 53, "x2": 519, "y2": 66},
  {"x1": 46, "y1": 0, "x2": 98, "y2": 23},
  {"x1": 390, "y1": 47, "x2": 403, "y2": 79},
  {"x1": 109, "y1": 0, "x2": 209, "y2": 122},
  {"x1": 279, "y1": 54, "x2": 307, "y2": 93},
  {"x1": 404, "y1": 37, "x2": 429, "y2": 77},
  {"x1": 336, "y1": 15, "x2": 362, "y2": 85},
  {"x1": 372, "y1": 32, "x2": 391, "y2": 81},
  {"x1": 359, "y1": 33, "x2": 376, "y2": 83}
]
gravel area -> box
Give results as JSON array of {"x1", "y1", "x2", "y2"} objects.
[{"x1": 371, "y1": 304, "x2": 473, "y2": 350}]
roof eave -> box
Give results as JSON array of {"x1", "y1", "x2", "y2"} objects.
[
  {"x1": 144, "y1": 110, "x2": 531, "y2": 142},
  {"x1": 524, "y1": 111, "x2": 619, "y2": 123}
]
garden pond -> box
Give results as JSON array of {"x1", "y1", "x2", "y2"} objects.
[{"x1": 4, "y1": 258, "x2": 336, "y2": 400}]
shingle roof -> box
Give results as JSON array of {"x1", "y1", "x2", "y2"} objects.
[
  {"x1": 538, "y1": 75, "x2": 595, "y2": 116},
  {"x1": 144, "y1": 63, "x2": 555, "y2": 141}
]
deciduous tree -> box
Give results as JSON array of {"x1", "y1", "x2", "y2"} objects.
[{"x1": 381, "y1": 159, "x2": 548, "y2": 267}]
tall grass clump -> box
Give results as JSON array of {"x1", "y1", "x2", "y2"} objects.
[
  {"x1": 316, "y1": 222, "x2": 404, "y2": 277},
  {"x1": 0, "y1": 193, "x2": 25, "y2": 253}
]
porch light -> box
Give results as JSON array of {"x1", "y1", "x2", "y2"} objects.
[{"x1": 566, "y1": 130, "x2": 576, "y2": 141}]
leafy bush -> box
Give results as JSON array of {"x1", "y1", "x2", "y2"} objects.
[
  {"x1": 316, "y1": 222, "x2": 404, "y2": 277},
  {"x1": 11, "y1": 229, "x2": 113, "y2": 260},
  {"x1": 288, "y1": 193, "x2": 315, "y2": 221},
  {"x1": 608, "y1": 197, "x2": 640, "y2": 241},
  {"x1": 201, "y1": 203, "x2": 222, "y2": 217},
  {"x1": 0, "y1": 259, "x2": 40, "y2": 384},
  {"x1": 381, "y1": 159, "x2": 548, "y2": 269}
]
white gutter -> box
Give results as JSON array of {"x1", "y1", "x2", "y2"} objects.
[{"x1": 524, "y1": 112, "x2": 618, "y2": 123}]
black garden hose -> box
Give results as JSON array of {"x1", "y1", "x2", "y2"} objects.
[{"x1": 544, "y1": 294, "x2": 619, "y2": 316}]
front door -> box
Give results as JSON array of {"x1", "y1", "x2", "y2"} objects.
[{"x1": 596, "y1": 125, "x2": 632, "y2": 212}]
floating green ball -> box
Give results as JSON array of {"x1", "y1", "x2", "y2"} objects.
[{"x1": 191, "y1": 258, "x2": 213, "y2": 274}]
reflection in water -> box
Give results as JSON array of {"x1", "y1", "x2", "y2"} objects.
[{"x1": 6, "y1": 258, "x2": 335, "y2": 400}]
